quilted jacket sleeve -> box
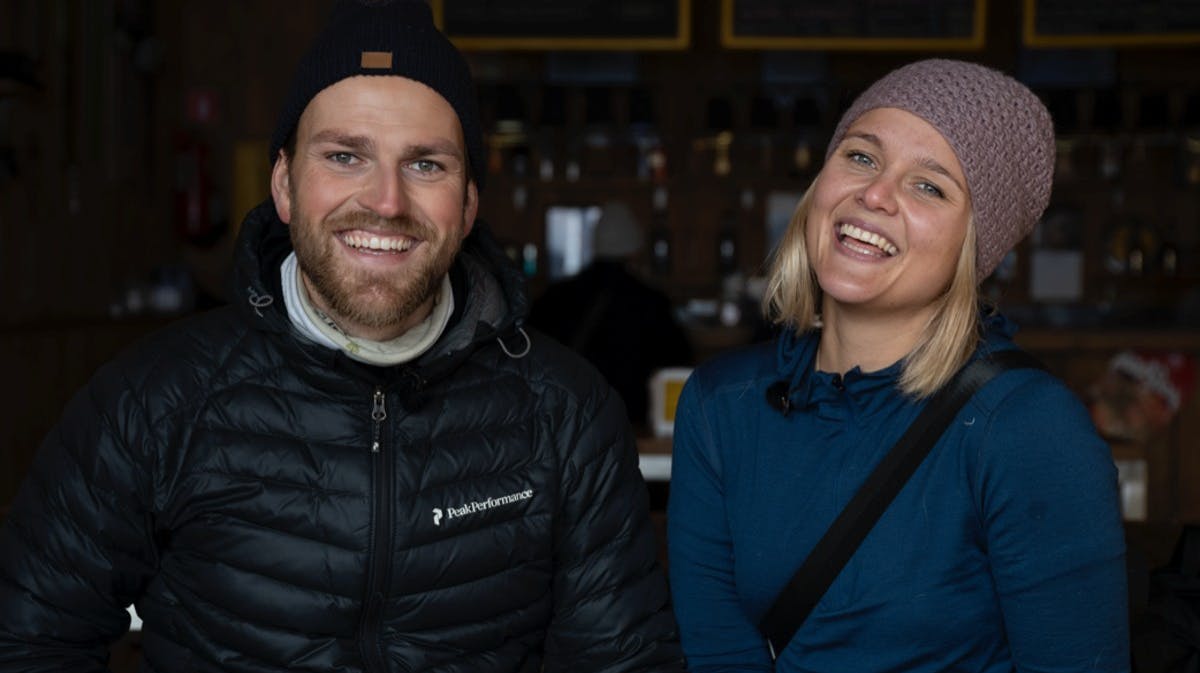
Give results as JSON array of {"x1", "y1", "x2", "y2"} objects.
[
  {"x1": 0, "y1": 367, "x2": 158, "y2": 672},
  {"x1": 542, "y1": 382, "x2": 686, "y2": 672}
]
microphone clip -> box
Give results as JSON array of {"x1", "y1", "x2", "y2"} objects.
[{"x1": 766, "y1": 381, "x2": 792, "y2": 416}]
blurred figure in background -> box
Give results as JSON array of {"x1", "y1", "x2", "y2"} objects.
[{"x1": 530, "y1": 200, "x2": 693, "y2": 432}]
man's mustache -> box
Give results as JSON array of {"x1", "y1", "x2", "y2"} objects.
[{"x1": 326, "y1": 211, "x2": 434, "y2": 239}]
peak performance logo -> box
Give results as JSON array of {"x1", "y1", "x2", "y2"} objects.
[{"x1": 432, "y1": 489, "x2": 534, "y2": 526}]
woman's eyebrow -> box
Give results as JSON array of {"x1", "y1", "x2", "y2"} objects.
[
  {"x1": 917, "y1": 157, "x2": 965, "y2": 193},
  {"x1": 846, "y1": 130, "x2": 966, "y2": 193}
]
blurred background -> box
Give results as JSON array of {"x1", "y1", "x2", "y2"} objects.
[{"x1": 2, "y1": 1, "x2": 1200, "y2": 666}]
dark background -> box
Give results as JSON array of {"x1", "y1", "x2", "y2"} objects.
[
  {"x1": 1, "y1": 4, "x2": 1198, "y2": 666},
  {"x1": 4, "y1": 0, "x2": 1199, "y2": 523}
]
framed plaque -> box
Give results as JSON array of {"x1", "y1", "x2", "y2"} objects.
[
  {"x1": 430, "y1": 0, "x2": 691, "y2": 50},
  {"x1": 721, "y1": 0, "x2": 986, "y2": 50}
]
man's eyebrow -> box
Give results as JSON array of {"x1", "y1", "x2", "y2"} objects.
[
  {"x1": 408, "y1": 141, "x2": 463, "y2": 158},
  {"x1": 309, "y1": 130, "x2": 374, "y2": 154}
]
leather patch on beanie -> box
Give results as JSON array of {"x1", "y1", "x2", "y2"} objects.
[{"x1": 360, "y1": 51, "x2": 393, "y2": 69}]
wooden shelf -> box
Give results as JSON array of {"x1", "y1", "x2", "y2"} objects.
[
  {"x1": 637, "y1": 436, "x2": 673, "y2": 455},
  {"x1": 1015, "y1": 328, "x2": 1200, "y2": 352}
]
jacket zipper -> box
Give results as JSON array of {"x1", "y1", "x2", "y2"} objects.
[
  {"x1": 371, "y1": 388, "x2": 386, "y2": 452},
  {"x1": 359, "y1": 386, "x2": 393, "y2": 673}
]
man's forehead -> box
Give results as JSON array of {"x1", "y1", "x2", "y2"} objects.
[
  {"x1": 294, "y1": 76, "x2": 466, "y2": 148},
  {"x1": 299, "y1": 75, "x2": 458, "y2": 118},
  {"x1": 306, "y1": 73, "x2": 459, "y2": 114}
]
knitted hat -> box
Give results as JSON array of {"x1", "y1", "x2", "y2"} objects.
[
  {"x1": 269, "y1": 0, "x2": 485, "y2": 190},
  {"x1": 826, "y1": 59, "x2": 1055, "y2": 281},
  {"x1": 593, "y1": 201, "x2": 644, "y2": 259}
]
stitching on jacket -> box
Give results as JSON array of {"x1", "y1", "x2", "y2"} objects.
[
  {"x1": 190, "y1": 548, "x2": 360, "y2": 602},
  {"x1": 104, "y1": 368, "x2": 160, "y2": 511},
  {"x1": 245, "y1": 285, "x2": 274, "y2": 318},
  {"x1": 556, "y1": 499, "x2": 643, "y2": 578},
  {"x1": 415, "y1": 614, "x2": 547, "y2": 670},
  {"x1": 187, "y1": 465, "x2": 361, "y2": 499},
  {"x1": 395, "y1": 551, "x2": 551, "y2": 599},
  {"x1": 189, "y1": 507, "x2": 366, "y2": 560},
  {"x1": 149, "y1": 586, "x2": 332, "y2": 671},
  {"x1": 550, "y1": 601, "x2": 663, "y2": 663},
  {"x1": 549, "y1": 551, "x2": 663, "y2": 643},
  {"x1": 55, "y1": 410, "x2": 153, "y2": 554},
  {"x1": 1, "y1": 504, "x2": 134, "y2": 620}
]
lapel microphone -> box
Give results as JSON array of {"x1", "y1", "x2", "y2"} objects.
[{"x1": 766, "y1": 381, "x2": 791, "y2": 416}]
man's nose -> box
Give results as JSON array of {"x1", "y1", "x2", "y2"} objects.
[{"x1": 359, "y1": 167, "x2": 409, "y2": 219}]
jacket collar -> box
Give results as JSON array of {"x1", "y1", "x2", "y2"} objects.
[
  {"x1": 230, "y1": 197, "x2": 529, "y2": 387},
  {"x1": 774, "y1": 329, "x2": 904, "y2": 420},
  {"x1": 772, "y1": 308, "x2": 1020, "y2": 420}
]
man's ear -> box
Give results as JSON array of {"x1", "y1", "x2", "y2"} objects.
[
  {"x1": 270, "y1": 151, "x2": 293, "y2": 224},
  {"x1": 462, "y1": 180, "x2": 479, "y2": 237}
]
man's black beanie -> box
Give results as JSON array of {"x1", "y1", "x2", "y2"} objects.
[{"x1": 269, "y1": 0, "x2": 486, "y2": 191}]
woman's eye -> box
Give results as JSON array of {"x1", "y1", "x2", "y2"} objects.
[
  {"x1": 846, "y1": 150, "x2": 874, "y2": 167},
  {"x1": 917, "y1": 182, "x2": 945, "y2": 198}
]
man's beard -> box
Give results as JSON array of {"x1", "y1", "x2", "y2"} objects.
[{"x1": 289, "y1": 206, "x2": 465, "y2": 335}]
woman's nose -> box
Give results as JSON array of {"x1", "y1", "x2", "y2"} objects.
[{"x1": 858, "y1": 173, "x2": 899, "y2": 214}]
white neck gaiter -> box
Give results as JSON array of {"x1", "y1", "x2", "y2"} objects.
[{"x1": 280, "y1": 252, "x2": 454, "y2": 366}]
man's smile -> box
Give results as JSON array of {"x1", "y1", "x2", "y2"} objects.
[{"x1": 337, "y1": 230, "x2": 419, "y2": 253}]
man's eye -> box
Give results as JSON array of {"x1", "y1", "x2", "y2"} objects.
[
  {"x1": 328, "y1": 152, "x2": 356, "y2": 165},
  {"x1": 411, "y1": 159, "x2": 442, "y2": 173}
]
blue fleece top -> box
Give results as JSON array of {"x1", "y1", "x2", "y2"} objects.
[{"x1": 667, "y1": 316, "x2": 1129, "y2": 673}]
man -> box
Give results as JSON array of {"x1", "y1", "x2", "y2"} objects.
[
  {"x1": 0, "y1": 2, "x2": 684, "y2": 671},
  {"x1": 529, "y1": 201, "x2": 693, "y2": 432}
]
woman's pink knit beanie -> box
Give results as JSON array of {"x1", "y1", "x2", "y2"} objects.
[{"x1": 826, "y1": 59, "x2": 1056, "y2": 281}]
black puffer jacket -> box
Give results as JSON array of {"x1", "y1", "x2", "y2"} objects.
[{"x1": 0, "y1": 201, "x2": 684, "y2": 672}]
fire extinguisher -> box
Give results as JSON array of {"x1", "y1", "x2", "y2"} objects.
[{"x1": 173, "y1": 131, "x2": 226, "y2": 248}]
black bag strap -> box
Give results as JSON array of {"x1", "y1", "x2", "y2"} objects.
[{"x1": 758, "y1": 349, "x2": 1045, "y2": 658}]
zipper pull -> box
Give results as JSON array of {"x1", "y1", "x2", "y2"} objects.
[{"x1": 371, "y1": 388, "x2": 386, "y2": 453}]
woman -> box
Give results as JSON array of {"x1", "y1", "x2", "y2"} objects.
[{"x1": 668, "y1": 59, "x2": 1129, "y2": 672}]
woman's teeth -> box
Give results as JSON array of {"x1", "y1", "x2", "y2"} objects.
[{"x1": 837, "y1": 223, "x2": 898, "y2": 256}]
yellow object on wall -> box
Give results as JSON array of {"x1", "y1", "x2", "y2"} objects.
[{"x1": 232, "y1": 139, "x2": 270, "y2": 237}]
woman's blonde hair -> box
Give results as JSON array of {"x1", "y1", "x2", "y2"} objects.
[{"x1": 762, "y1": 182, "x2": 981, "y2": 398}]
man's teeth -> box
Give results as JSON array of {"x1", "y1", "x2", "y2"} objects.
[
  {"x1": 837, "y1": 223, "x2": 898, "y2": 256},
  {"x1": 343, "y1": 233, "x2": 415, "y2": 252}
]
